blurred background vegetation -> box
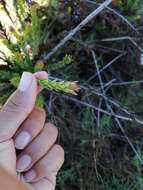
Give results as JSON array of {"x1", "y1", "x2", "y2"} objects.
[{"x1": 1, "y1": 0, "x2": 143, "y2": 189}]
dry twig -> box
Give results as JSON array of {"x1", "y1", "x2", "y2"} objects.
[
  {"x1": 43, "y1": 0, "x2": 112, "y2": 61},
  {"x1": 83, "y1": 0, "x2": 138, "y2": 33},
  {"x1": 91, "y1": 50, "x2": 143, "y2": 165}
]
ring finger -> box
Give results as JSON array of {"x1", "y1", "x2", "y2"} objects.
[
  {"x1": 24, "y1": 145, "x2": 64, "y2": 190},
  {"x1": 16, "y1": 123, "x2": 58, "y2": 172}
]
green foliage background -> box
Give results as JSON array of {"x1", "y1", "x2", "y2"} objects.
[
  {"x1": 0, "y1": 0, "x2": 73, "y2": 105},
  {"x1": 1, "y1": 0, "x2": 143, "y2": 190}
]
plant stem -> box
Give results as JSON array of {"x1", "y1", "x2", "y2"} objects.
[{"x1": 43, "y1": 0, "x2": 112, "y2": 61}]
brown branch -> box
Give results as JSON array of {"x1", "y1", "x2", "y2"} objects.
[{"x1": 43, "y1": 0, "x2": 112, "y2": 61}]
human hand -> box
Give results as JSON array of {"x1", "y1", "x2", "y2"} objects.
[{"x1": 0, "y1": 71, "x2": 64, "y2": 190}]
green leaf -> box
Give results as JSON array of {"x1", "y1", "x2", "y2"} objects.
[
  {"x1": 48, "y1": 55, "x2": 73, "y2": 71},
  {"x1": 10, "y1": 73, "x2": 20, "y2": 87},
  {"x1": 36, "y1": 95, "x2": 44, "y2": 107}
]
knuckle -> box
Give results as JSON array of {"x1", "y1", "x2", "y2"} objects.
[
  {"x1": 34, "y1": 107, "x2": 46, "y2": 118},
  {"x1": 45, "y1": 123, "x2": 58, "y2": 137},
  {"x1": 2, "y1": 91, "x2": 30, "y2": 116},
  {"x1": 54, "y1": 144, "x2": 65, "y2": 162},
  {"x1": 4, "y1": 97, "x2": 24, "y2": 113}
]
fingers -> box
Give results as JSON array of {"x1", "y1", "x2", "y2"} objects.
[
  {"x1": 24, "y1": 145, "x2": 64, "y2": 190},
  {"x1": 0, "y1": 140, "x2": 16, "y2": 176},
  {"x1": 24, "y1": 145, "x2": 64, "y2": 183},
  {"x1": 14, "y1": 107, "x2": 46, "y2": 150},
  {"x1": 34, "y1": 71, "x2": 48, "y2": 94},
  {"x1": 0, "y1": 71, "x2": 48, "y2": 142},
  {"x1": 16, "y1": 123, "x2": 58, "y2": 172},
  {"x1": 31, "y1": 178, "x2": 56, "y2": 190},
  {"x1": 0, "y1": 72, "x2": 37, "y2": 142}
]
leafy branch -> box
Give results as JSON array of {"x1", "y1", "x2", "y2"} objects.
[{"x1": 10, "y1": 75, "x2": 80, "y2": 95}]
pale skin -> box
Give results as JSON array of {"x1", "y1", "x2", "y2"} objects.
[{"x1": 0, "y1": 71, "x2": 64, "y2": 190}]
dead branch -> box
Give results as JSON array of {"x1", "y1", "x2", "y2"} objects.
[{"x1": 43, "y1": 0, "x2": 112, "y2": 61}]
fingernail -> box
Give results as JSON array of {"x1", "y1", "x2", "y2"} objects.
[
  {"x1": 34, "y1": 71, "x2": 48, "y2": 79},
  {"x1": 17, "y1": 155, "x2": 32, "y2": 172},
  {"x1": 18, "y1": 72, "x2": 33, "y2": 92},
  {"x1": 15, "y1": 131, "x2": 31, "y2": 149},
  {"x1": 24, "y1": 169, "x2": 37, "y2": 182}
]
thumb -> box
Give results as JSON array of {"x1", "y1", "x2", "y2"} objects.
[{"x1": 0, "y1": 72, "x2": 37, "y2": 142}]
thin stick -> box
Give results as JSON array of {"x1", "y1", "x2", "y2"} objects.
[
  {"x1": 48, "y1": 75, "x2": 143, "y2": 125},
  {"x1": 91, "y1": 50, "x2": 143, "y2": 164},
  {"x1": 83, "y1": 0, "x2": 138, "y2": 33},
  {"x1": 43, "y1": 0, "x2": 112, "y2": 61},
  {"x1": 106, "y1": 6, "x2": 138, "y2": 33},
  {"x1": 109, "y1": 106, "x2": 143, "y2": 165},
  {"x1": 87, "y1": 53, "x2": 125, "y2": 82},
  {"x1": 50, "y1": 89, "x2": 143, "y2": 124},
  {"x1": 101, "y1": 36, "x2": 143, "y2": 52},
  {"x1": 112, "y1": 80, "x2": 143, "y2": 86}
]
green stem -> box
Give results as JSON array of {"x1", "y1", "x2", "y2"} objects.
[{"x1": 10, "y1": 76, "x2": 79, "y2": 95}]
